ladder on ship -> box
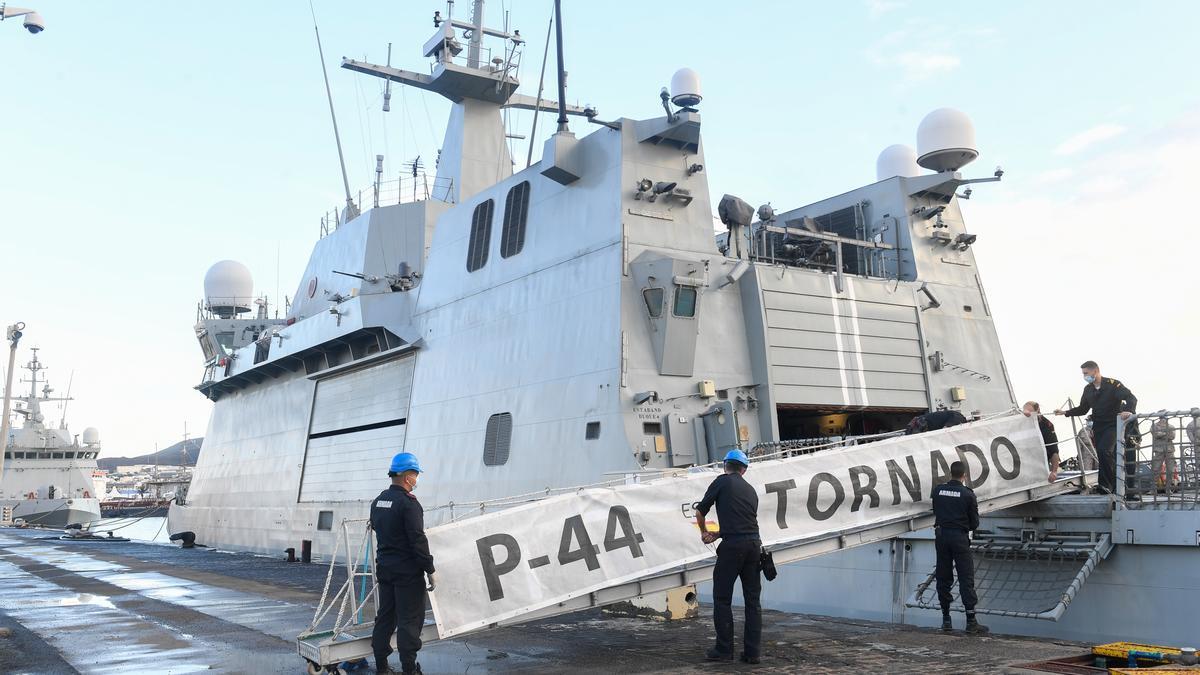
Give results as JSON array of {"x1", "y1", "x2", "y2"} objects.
[{"x1": 297, "y1": 466, "x2": 1087, "y2": 673}]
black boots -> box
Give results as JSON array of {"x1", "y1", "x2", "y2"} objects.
[
  {"x1": 965, "y1": 613, "x2": 989, "y2": 634},
  {"x1": 941, "y1": 612, "x2": 989, "y2": 634},
  {"x1": 705, "y1": 647, "x2": 734, "y2": 661}
]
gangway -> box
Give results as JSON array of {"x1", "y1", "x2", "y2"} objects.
[{"x1": 297, "y1": 416, "x2": 1083, "y2": 673}]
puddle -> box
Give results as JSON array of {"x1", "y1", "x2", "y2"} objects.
[{"x1": 56, "y1": 592, "x2": 116, "y2": 609}]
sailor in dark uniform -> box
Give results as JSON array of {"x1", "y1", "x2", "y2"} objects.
[
  {"x1": 1055, "y1": 360, "x2": 1137, "y2": 494},
  {"x1": 370, "y1": 452, "x2": 435, "y2": 675},
  {"x1": 695, "y1": 449, "x2": 762, "y2": 664},
  {"x1": 932, "y1": 460, "x2": 988, "y2": 634}
]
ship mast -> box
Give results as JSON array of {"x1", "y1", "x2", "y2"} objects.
[{"x1": 341, "y1": 0, "x2": 586, "y2": 203}]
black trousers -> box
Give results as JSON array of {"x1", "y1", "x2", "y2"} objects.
[
  {"x1": 935, "y1": 528, "x2": 977, "y2": 613},
  {"x1": 372, "y1": 572, "x2": 426, "y2": 672},
  {"x1": 1094, "y1": 424, "x2": 1117, "y2": 493},
  {"x1": 711, "y1": 538, "x2": 762, "y2": 658}
]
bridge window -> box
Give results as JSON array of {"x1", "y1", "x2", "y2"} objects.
[
  {"x1": 642, "y1": 288, "x2": 664, "y2": 318},
  {"x1": 467, "y1": 199, "x2": 495, "y2": 272},
  {"x1": 500, "y1": 181, "x2": 530, "y2": 258},
  {"x1": 484, "y1": 412, "x2": 513, "y2": 466},
  {"x1": 672, "y1": 286, "x2": 697, "y2": 318},
  {"x1": 52, "y1": 452, "x2": 64, "y2": 459}
]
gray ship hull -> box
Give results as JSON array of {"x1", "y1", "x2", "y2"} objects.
[{"x1": 3, "y1": 498, "x2": 100, "y2": 529}]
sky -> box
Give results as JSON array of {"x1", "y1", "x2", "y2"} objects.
[{"x1": 1, "y1": 1, "x2": 1197, "y2": 456}]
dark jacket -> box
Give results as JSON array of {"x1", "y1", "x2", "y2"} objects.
[
  {"x1": 370, "y1": 484, "x2": 435, "y2": 578},
  {"x1": 1064, "y1": 378, "x2": 1136, "y2": 427},
  {"x1": 1036, "y1": 414, "x2": 1059, "y2": 459},
  {"x1": 696, "y1": 472, "x2": 759, "y2": 539},
  {"x1": 931, "y1": 479, "x2": 979, "y2": 532}
]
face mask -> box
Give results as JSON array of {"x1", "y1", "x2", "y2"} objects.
[{"x1": 1084, "y1": 375, "x2": 1096, "y2": 384}]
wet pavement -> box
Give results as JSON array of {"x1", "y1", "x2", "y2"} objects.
[{"x1": 0, "y1": 527, "x2": 1088, "y2": 674}]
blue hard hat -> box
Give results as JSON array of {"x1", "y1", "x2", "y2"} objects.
[
  {"x1": 389, "y1": 452, "x2": 421, "y2": 474},
  {"x1": 723, "y1": 449, "x2": 749, "y2": 467}
]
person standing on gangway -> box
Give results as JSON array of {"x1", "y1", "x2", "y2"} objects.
[{"x1": 695, "y1": 449, "x2": 762, "y2": 665}]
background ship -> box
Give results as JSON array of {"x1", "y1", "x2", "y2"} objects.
[{"x1": 0, "y1": 348, "x2": 102, "y2": 527}]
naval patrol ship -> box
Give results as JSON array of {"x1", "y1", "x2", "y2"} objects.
[
  {"x1": 171, "y1": 1, "x2": 1199, "y2": 647},
  {"x1": 0, "y1": 349, "x2": 103, "y2": 527}
]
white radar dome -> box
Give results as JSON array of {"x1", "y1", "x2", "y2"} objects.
[
  {"x1": 204, "y1": 259, "x2": 254, "y2": 318},
  {"x1": 916, "y1": 107, "x2": 978, "y2": 172},
  {"x1": 82, "y1": 427, "x2": 100, "y2": 445},
  {"x1": 876, "y1": 144, "x2": 921, "y2": 181},
  {"x1": 670, "y1": 68, "x2": 702, "y2": 108}
]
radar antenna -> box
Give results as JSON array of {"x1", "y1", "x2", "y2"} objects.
[{"x1": 403, "y1": 156, "x2": 426, "y2": 202}]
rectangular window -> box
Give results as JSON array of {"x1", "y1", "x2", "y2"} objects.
[
  {"x1": 484, "y1": 412, "x2": 513, "y2": 466},
  {"x1": 467, "y1": 199, "x2": 495, "y2": 272},
  {"x1": 65, "y1": 452, "x2": 75, "y2": 459},
  {"x1": 642, "y1": 287, "x2": 664, "y2": 318},
  {"x1": 643, "y1": 422, "x2": 662, "y2": 435},
  {"x1": 673, "y1": 286, "x2": 697, "y2": 318},
  {"x1": 52, "y1": 452, "x2": 64, "y2": 459},
  {"x1": 317, "y1": 511, "x2": 334, "y2": 531},
  {"x1": 585, "y1": 421, "x2": 601, "y2": 440},
  {"x1": 500, "y1": 181, "x2": 530, "y2": 258}
]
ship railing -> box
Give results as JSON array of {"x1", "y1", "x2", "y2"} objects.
[
  {"x1": 433, "y1": 42, "x2": 523, "y2": 82},
  {"x1": 1116, "y1": 408, "x2": 1200, "y2": 508},
  {"x1": 319, "y1": 174, "x2": 456, "y2": 237}
]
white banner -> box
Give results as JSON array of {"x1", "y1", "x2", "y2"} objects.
[{"x1": 427, "y1": 414, "x2": 1046, "y2": 638}]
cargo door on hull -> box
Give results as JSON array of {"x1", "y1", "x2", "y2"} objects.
[
  {"x1": 299, "y1": 355, "x2": 415, "y2": 502},
  {"x1": 761, "y1": 274, "x2": 928, "y2": 410}
]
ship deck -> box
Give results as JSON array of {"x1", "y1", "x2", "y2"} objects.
[{"x1": 0, "y1": 526, "x2": 1093, "y2": 674}]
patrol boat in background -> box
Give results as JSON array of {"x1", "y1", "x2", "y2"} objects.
[
  {"x1": 1, "y1": 348, "x2": 103, "y2": 527},
  {"x1": 170, "y1": 0, "x2": 1200, "y2": 648}
]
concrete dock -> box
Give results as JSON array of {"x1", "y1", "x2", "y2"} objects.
[{"x1": 0, "y1": 527, "x2": 1090, "y2": 674}]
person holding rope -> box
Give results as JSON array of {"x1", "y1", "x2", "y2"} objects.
[
  {"x1": 370, "y1": 452, "x2": 435, "y2": 675},
  {"x1": 1023, "y1": 401, "x2": 1060, "y2": 481},
  {"x1": 1055, "y1": 361, "x2": 1137, "y2": 494}
]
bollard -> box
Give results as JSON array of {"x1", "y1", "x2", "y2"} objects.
[{"x1": 286, "y1": 547, "x2": 297, "y2": 563}]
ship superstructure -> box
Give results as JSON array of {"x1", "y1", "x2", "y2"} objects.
[
  {"x1": 170, "y1": 0, "x2": 1015, "y2": 556},
  {"x1": 0, "y1": 348, "x2": 102, "y2": 527}
]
